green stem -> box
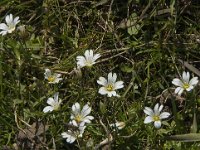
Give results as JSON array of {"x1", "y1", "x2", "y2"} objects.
[{"x1": 0, "y1": 42, "x2": 3, "y2": 101}]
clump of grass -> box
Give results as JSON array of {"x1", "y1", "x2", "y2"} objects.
[{"x1": 0, "y1": 0, "x2": 200, "y2": 149}]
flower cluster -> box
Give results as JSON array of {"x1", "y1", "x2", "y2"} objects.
[
  {"x1": 2, "y1": 11, "x2": 200, "y2": 149},
  {"x1": 61, "y1": 102, "x2": 94, "y2": 143},
  {"x1": 32, "y1": 38, "x2": 200, "y2": 139},
  {"x1": 143, "y1": 71, "x2": 198, "y2": 129}
]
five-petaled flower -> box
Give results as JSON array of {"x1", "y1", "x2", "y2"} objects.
[
  {"x1": 61, "y1": 121, "x2": 86, "y2": 143},
  {"x1": 70, "y1": 102, "x2": 94, "y2": 126},
  {"x1": 172, "y1": 71, "x2": 199, "y2": 96},
  {"x1": 0, "y1": 14, "x2": 20, "y2": 36},
  {"x1": 97, "y1": 72, "x2": 124, "y2": 97},
  {"x1": 76, "y1": 50, "x2": 101, "y2": 68},
  {"x1": 43, "y1": 92, "x2": 61, "y2": 113},
  {"x1": 44, "y1": 68, "x2": 62, "y2": 84},
  {"x1": 144, "y1": 103, "x2": 170, "y2": 128}
]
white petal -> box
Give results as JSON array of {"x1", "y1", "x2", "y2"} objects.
[
  {"x1": 144, "y1": 116, "x2": 153, "y2": 124},
  {"x1": 67, "y1": 136, "x2": 76, "y2": 143},
  {"x1": 108, "y1": 72, "x2": 116, "y2": 83},
  {"x1": 53, "y1": 92, "x2": 59, "y2": 102},
  {"x1": 71, "y1": 120, "x2": 78, "y2": 127},
  {"x1": 83, "y1": 116, "x2": 94, "y2": 123},
  {"x1": 172, "y1": 78, "x2": 183, "y2": 87},
  {"x1": 186, "y1": 86, "x2": 193, "y2": 91},
  {"x1": 160, "y1": 112, "x2": 170, "y2": 119},
  {"x1": 47, "y1": 97, "x2": 55, "y2": 106},
  {"x1": 56, "y1": 73, "x2": 61, "y2": 78},
  {"x1": 43, "y1": 106, "x2": 54, "y2": 113},
  {"x1": 144, "y1": 107, "x2": 154, "y2": 116},
  {"x1": 154, "y1": 103, "x2": 160, "y2": 114},
  {"x1": 76, "y1": 56, "x2": 86, "y2": 67},
  {"x1": 189, "y1": 77, "x2": 198, "y2": 86},
  {"x1": 62, "y1": 130, "x2": 77, "y2": 143},
  {"x1": 107, "y1": 91, "x2": 116, "y2": 97},
  {"x1": 154, "y1": 121, "x2": 161, "y2": 128},
  {"x1": 6, "y1": 14, "x2": 13, "y2": 24},
  {"x1": 93, "y1": 53, "x2": 101, "y2": 61},
  {"x1": 0, "y1": 23, "x2": 8, "y2": 30},
  {"x1": 44, "y1": 69, "x2": 51, "y2": 78},
  {"x1": 83, "y1": 119, "x2": 91, "y2": 124},
  {"x1": 84, "y1": 50, "x2": 90, "y2": 58},
  {"x1": 76, "y1": 56, "x2": 85, "y2": 61},
  {"x1": 72, "y1": 102, "x2": 80, "y2": 113},
  {"x1": 81, "y1": 104, "x2": 91, "y2": 117},
  {"x1": 98, "y1": 87, "x2": 107, "y2": 95},
  {"x1": 158, "y1": 104, "x2": 164, "y2": 112},
  {"x1": 14, "y1": 17, "x2": 20, "y2": 25},
  {"x1": 0, "y1": 31, "x2": 7, "y2": 35},
  {"x1": 97, "y1": 77, "x2": 107, "y2": 86},
  {"x1": 79, "y1": 125, "x2": 86, "y2": 134},
  {"x1": 61, "y1": 132, "x2": 70, "y2": 138},
  {"x1": 183, "y1": 71, "x2": 190, "y2": 83},
  {"x1": 177, "y1": 88, "x2": 184, "y2": 96},
  {"x1": 175, "y1": 87, "x2": 182, "y2": 94},
  {"x1": 114, "y1": 81, "x2": 124, "y2": 90},
  {"x1": 54, "y1": 78, "x2": 62, "y2": 83},
  {"x1": 88, "y1": 50, "x2": 94, "y2": 57},
  {"x1": 84, "y1": 116, "x2": 94, "y2": 121}
]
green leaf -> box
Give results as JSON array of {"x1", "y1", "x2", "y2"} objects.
[
  {"x1": 167, "y1": 133, "x2": 200, "y2": 142},
  {"x1": 120, "y1": 64, "x2": 134, "y2": 73},
  {"x1": 127, "y1": 13, "x2": 141, "y2": 35},
  {"x1": 99, "y1": 101, "x2": 106, "y2": 114},
  {"x1": 190, "y1": 113, "x2": 197, "y2": 133}
]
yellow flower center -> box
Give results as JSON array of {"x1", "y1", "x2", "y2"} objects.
[
  {"x1": 8, "y1": 24, "x2": 16, "y2": 33},
  {"x1": 106, "y1": 84, "x2": 114, "y2": 91},
  {"x1": 48, "y1": 76, "x2": 55, "y2": 82},
  {"x1": 153, "y1": 115, "x2": 160, "y2": 121},
  {"x1": 183, "y1": 83, "x2": 189, "y2": 89},
  {"x1": 85, "y1": 60, "x2": 93, "y2": 67},
  {"x1": 54, "y1": 104, "x2": 60, "y2": 111},
  {"x1": 75, "y1": 115, "x2": 83, "y2": 123}
]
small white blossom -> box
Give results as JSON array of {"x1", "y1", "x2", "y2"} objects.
[
  {"x1": 43, "y1": 92, "x2": 61, "y2": 113},
  {"x1": 110, "y1": 121, "x2": 125, "y2": 130},
  {"x1": 44, "y1": 68, "x2": 62, "y2": 84},
  {"x1": 76, "y1": 50, "x2": 101, "y2": 68},
  {"x1": 61, "y1": 122, "x2": 86, "y2": 143},
  {"x1": 0, "y1": 14, "x2": 20, "y2": 36},
  {"x1": 97, "y1": 72, "x2": 124, "y2": 97},
  {"x1": 70, "y1": 102, "x2": 94, "y2": 126},
  {"x1": 172, "y1": 71, "x2": 198, "y2": 95},
  {"x1": 144, "y1": 103, "x2": 170, "y2": 128}
]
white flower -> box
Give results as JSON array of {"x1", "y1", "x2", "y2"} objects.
[
  {"x1": 144, "y1": 103, "x2": 170, "y2": 128},
  {"x1": 70, "y1": 102, "x2": 94, "y2": 126},
  {"x1": 110, "y1": 121, "x2": 125, "y2": 130},
  {"x1": 61, "y1": 122, "x2": 86, "y2": 143},
  {"x1": 97, "y1": 72, "x2": 124, "y2": 97},
  {"x1": 0, "y1": 14, "x2": 20, "y2": 36},
  {"x1": 76, "y1": 50, "x2": 101, "y2": 68},
  {"x1": 43, "y1": 92, "x2": 61, "y2": 113},
  {"x1": 172, "y1": 71, "x2": 199, "y2": 95},
  {"x1": 44, "y1": 68, "x2": 62, "y2": 84}
]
